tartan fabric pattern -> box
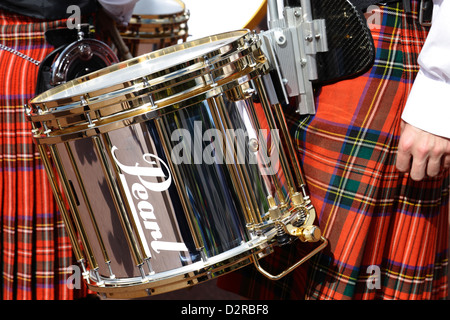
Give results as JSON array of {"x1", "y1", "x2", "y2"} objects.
[
  {"x1": 217, "y1": 1, "x2": 449, "y2": 299},
  {"x1": 0, "y1": 11, "x2": 88, "y2": 300}
]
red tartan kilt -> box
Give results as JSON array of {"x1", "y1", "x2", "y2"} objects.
[
  {"x1": 0, "y1": 11, "x2": 90, "y2": 300},
  {"x1": 218, "y1": 1, "x2": 449, "y2": 300}
]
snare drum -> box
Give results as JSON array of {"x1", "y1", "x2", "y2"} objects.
[
  {"x1": 120, "y1": 0, "x2": 189, "y2": 56},
  {"x1": 27, "y1": 29, "x2": 325, "y2": 299}
]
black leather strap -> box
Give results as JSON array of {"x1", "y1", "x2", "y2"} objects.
[
  {"x1": 0, "y1": 0, "x2": 98, "y2": 20},
  {"x1": 35, "y1": 46, "x2": 65, "y2": 95},
  {"x1": 419, "y1": 0, "x2": 434, "y2": 25},
  {"x1": 284, "y1": 0, "x2": 407, "y2": 13},
  {"x1": 44, "y1": 24, "x2": 93, "y2": 48}
]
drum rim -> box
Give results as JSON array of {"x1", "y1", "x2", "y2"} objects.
[
  {"x1": 29, "y1": 29, "x2": 261, "y2": 117},
  {"x1": 30, "y1": 29, "x2": 251, "y2": 107},
  {"x1": 28, "y1": 74, "x2": 265, "y2": 145},
  {"x1": 27, "y1": 29, "x2": 271, "y2": 144},
  {"x1": 87, "y1": 234, "x2": 274, "y2": 298}
]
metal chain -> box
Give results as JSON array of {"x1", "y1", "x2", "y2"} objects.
[{"x1": 0, "y1": 43, "x2": 40, "y2": 66}]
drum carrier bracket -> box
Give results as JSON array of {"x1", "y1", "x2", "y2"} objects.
[{"x1": 259, "y1": 0, "x2": 328, "y2": 115}]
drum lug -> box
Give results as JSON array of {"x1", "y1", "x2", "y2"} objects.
[
  {"x1": 24, "y1": 105, "x2": 41, "y2": 137},
  {"x1": 267, "y1": 195, "x2": 282, "y2": 220},
  {"x1": 92, "y1": 268, "x2": 105, "y2": 287},
  {"x1": 42, "y1": 121, "x2": 51, "y2": 136}
]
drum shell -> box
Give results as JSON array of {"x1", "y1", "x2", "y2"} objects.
[{"x1": 49, "y1": 91, "x2": 280, "y2": 278}]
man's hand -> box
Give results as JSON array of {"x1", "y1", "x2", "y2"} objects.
[{"x1": 396, "y1": 121, "x2": 450, "y2": 181}]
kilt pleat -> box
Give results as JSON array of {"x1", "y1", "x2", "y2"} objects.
[{"x1": 0, "y1": 10, "x2": 88, "y2": 300}]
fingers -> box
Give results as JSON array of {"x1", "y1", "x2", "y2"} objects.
[
  {"x1": 426, "y1": 140, "x2": 447, "y2": 178},
  {"x1": 399, "y1": 120, "x2": 406, "y2": 133},
  {"x1": 410, "y1": 156, "x2": 428, "y2": 181},
  {"x1": 395, "y1": 122, "x2": 415, "y2": 174},
  {"x1": 444, "y1": 154, "x2": 450, "y2": 169},
  {"x1": 408, "y1": 142, "x2": 431, "y2": 181},
  {"x1": 395, "y1": 148, "x2": 412, "y2": 174},
  {"x1": 426, "y1": 155, "x2": 443, "y2": 178},
  {"x1": 396, "y1": 122, "x2": 450, "y2": 181}
]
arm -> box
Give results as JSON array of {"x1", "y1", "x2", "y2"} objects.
[
  {"x1": 98, "y1": 0, "x2": 140, "y2": 25},
  {"x1": 396, "y1": 0, "x2": 450, "y2": 180}
]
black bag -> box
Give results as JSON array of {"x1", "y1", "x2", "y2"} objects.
[{"x1": 0, "y1": 0, "x2": 98, "y2": 20}]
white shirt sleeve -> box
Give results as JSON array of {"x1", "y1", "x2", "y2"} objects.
[
  {"x1": 401, "y1": 0, "x2": 450, "y2": 139},
  {"x1": 98, "y1": 0, "x2": 140, "y2": 24}
]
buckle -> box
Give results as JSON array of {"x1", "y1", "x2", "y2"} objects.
[{"x1": 419, "y1": 0, "x2": 433, "y2": 26}]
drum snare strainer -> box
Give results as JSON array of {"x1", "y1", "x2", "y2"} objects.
[{"x1": 26, "y1": 29, "x2": 326, "y2": 299}]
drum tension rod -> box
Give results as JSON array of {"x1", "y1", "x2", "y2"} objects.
[
  {"x1": 142, "y1": 76, "x2": 158, "y2": 110},
  {"x1": 203, "y1": 55, "x2": 217, "y2": 88},
  {"x1": 80, "y1": 95, "x2": 96, "y2": 128}
]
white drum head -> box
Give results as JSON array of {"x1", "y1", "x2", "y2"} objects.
[{"x1": 48, "y1": 34, "x2": 242, "y2": 101}]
